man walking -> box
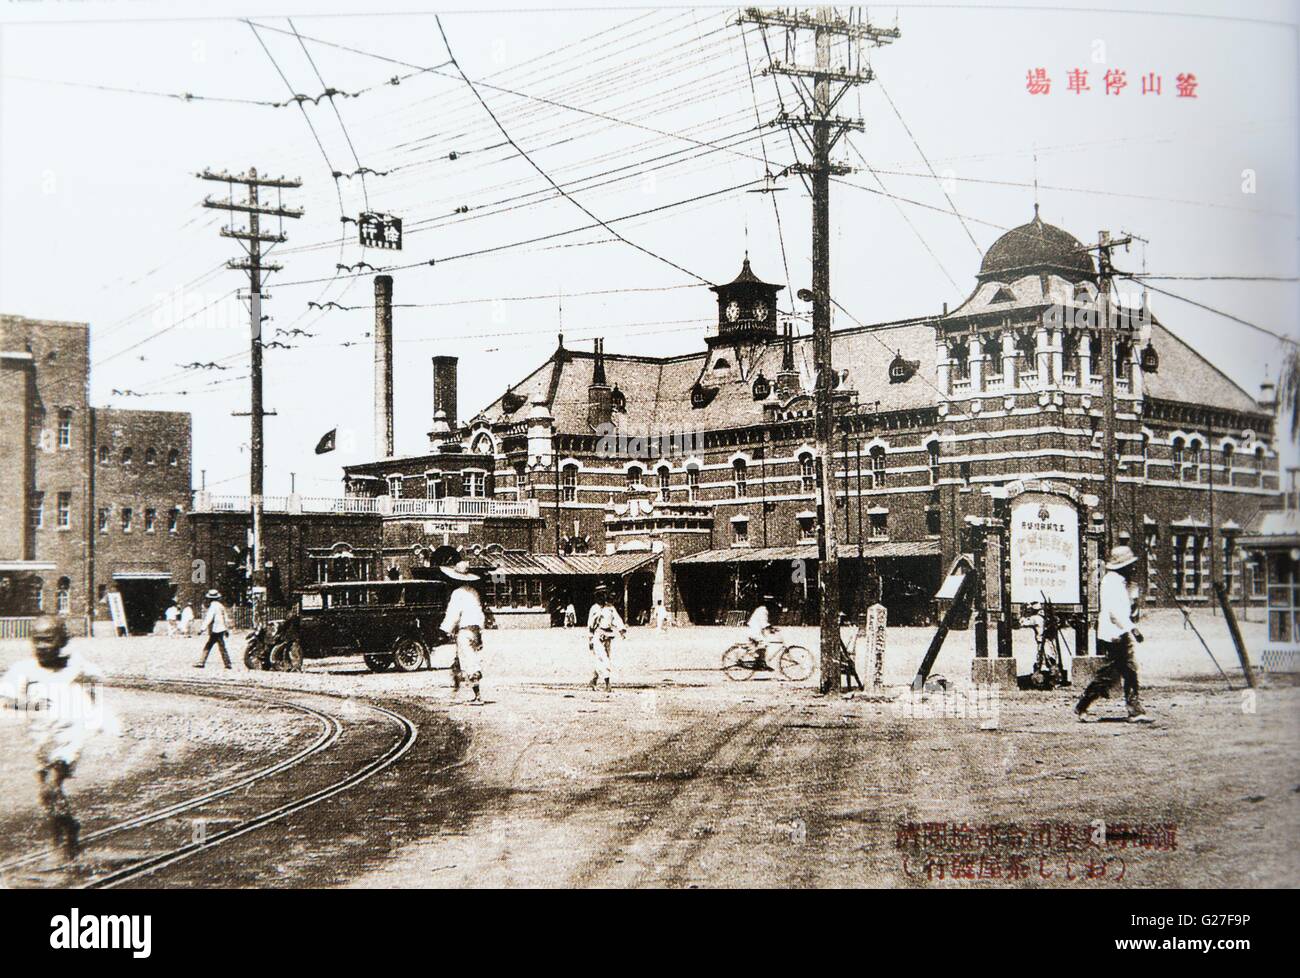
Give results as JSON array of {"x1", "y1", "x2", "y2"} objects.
[
  {"x1": 194, "y1": 589, "x2": 232, "y2": 669},
  {"x1": 587, "y1": 586, "x2": 626, "y2": 691},
  {"x1": 0, "y1": 617, "x2": 113, "y2": 860},
  {"x1": 440, "y1": 560, "x2": 486, "y2": 706},
  {"x1": 1075, "y1": 546, "x2": 1152, "y2": 723}
]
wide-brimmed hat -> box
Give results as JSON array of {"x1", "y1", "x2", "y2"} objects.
[
  {"x1": 205, "y1": 589, "x2": 221, "y2": 599},
  {"x1": 441, "y1": 560, "x2": 480, "y2": 582},
  {"x1": 1105, "y1": 546, "x2": 1138, "y2": 571}
]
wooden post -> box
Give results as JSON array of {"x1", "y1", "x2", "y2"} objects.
[{"x1": 1214, "y1": 580, "x2": 1257, "y2": 688}]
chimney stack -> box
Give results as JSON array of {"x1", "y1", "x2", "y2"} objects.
[
  {"x1": 374, "y1": 275, "x2": 394, "y2": 458},
  {"x1": 587, "y1": 338, "x2": 612, "y2": 428},
  {"x1": 432, "y1": 355, "x2": 458, "y2": 429}
]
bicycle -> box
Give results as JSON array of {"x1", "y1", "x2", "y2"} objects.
[{"x1": 721, "y1": 634, "x2": 814, "y2": 682}]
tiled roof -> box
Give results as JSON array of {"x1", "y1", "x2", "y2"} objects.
[
  {"x1": 1143, "y1": 321, "x2": 1265, "y2": 415},
  {"x1": 494, "y1": 551, "x2": 658, "y2": 576}
]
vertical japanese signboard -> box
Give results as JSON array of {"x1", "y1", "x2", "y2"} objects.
[{"x1": 1009, "y1": 491, "x2": 1081, "y2": 606}]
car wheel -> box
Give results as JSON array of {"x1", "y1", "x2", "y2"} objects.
[
  {"x1": 391, "y1": 637, "x2": 428, "y2": 673},
  {"x1": 363, "y1": 653, "x2": 393, "y2": 673},
  {"x1": 244, "y1": 636, "x2": 265, "y2": 671}
]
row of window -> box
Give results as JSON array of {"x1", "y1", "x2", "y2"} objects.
[
  {"x1": 27, "y1": 577, "x2": 72, "y2": 614},
  {"x1": 386, "y1": 472, "x2": 486, "y2": 499},
  {"x1": 731, "y1": 509, "x2": 900, "y2": 546},
  {"x1": 98, "y1": 445, "x2": 180, "y2": 467},
  {"x1": 30, "y1": 494, "x2": 181, "y2": 534}
]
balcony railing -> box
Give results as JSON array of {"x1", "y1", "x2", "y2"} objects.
[{"x1": 191, "y1": 493, "x2": 538, "y2": 519}]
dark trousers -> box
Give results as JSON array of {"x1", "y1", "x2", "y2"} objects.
[
  {"x1": 1076, "y1": 635, "x2": 1143, "y2": 716},
  {"x1": 197, "y1": 630, "x2": 231, "y2": 668}
]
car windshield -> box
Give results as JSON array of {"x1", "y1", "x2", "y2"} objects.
[{"x1": 315, "y1": 581, "x2": 444, "y2": 609}]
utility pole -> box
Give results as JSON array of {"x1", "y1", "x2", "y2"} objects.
[
  {"x1": 1086, "y1": 230, "x2": 1131, "y2": 554},
  {"x1": 738, "y1": 5, "x2": 898, "y2": 692},
  {"x1": 200, "y1": 167, "x2": 303, "y2": 621}
]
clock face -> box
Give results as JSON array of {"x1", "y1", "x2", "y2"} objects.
[
  {"x1": 752, "y1": 302, "x2": 768, "y2": 321},
  {"x1": 725, "y1": 300, "x2": 741, "y2": 323}
]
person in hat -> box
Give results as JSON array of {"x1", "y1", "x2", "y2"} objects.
[
  {"x1": 194, "y1": 589, "x2": 232, "y2": 669},
  {"x1": 1075, "y1": 545, "x2": 1151, "y2": 723},
  {"x1": 440, "y1": 560, "x2": 486, "y2": 705},
  {"x1": 587, "y1": 586, "x2": 626, "y2": 691},
  {"x1": 746, "y1": 594, "x2": 778, "y2": 671},
  {"x1": 0, "y1": 616, "x2": 113, "y2": 860}
]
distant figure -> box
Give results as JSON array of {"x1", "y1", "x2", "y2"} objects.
[
  {"x1": 587, "y1": 586, "x2": 627, "y2": 691},
  {"x1": 179, "y1": 603, "x2": 195, "y2": 637},
  {"x1": 440, "y1": 560, "x2": 486, "y2": 706},
  {"x1": 0, "y1": 617, "x2": 113, "y2": 860},
  {"x1": 164, "y1": 600, "x2": 180, "y2": 637},
  {"x1": 386, "y1": 564, "x2": 401, "y2": 580},
  {"x1": 194, "y1": 589, "x2": 232, "y2": 670},
  {"x1": 746, "y1": 595, "x2": 777, "y2": 671},
  {"x1": 563, "y1": 601, "x2": 577, "y2": 628},
  {"x1": 654, "y1": 599, "x2": 670, "y2": 632},
  {"x1": 1075, "y1": 546, "x2": 1151, "y2": 723}
]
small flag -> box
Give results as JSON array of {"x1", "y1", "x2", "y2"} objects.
[{"x1": 315, "y1": 428, "x2": 337, "y2": 455}]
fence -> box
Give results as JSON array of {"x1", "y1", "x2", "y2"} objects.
[{"x1": 0, "y1": 617, "x2": 91, "y2": 639}]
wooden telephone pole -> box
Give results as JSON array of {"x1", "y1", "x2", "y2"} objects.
[
  {"x1": 199, "y1": 168, "x2": 303, "y2": 616},
  {"x1": 738, "y1": 6, "x2": 898, "y2": 692},
  {"x1": 1085, "y1": 230, "x2": 1131, "y2": 554}
]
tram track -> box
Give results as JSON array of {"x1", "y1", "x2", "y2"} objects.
[{"x1": 1, "y1": 677, "x2": 419, "y2": 889}]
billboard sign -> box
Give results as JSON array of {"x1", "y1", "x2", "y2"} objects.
[
  {"x1": 1009, "y1": 491, "x2": 1081, "y2": 606},
  {"x1": 359, "y1": 212, "x2": 402, "y2": 250}
]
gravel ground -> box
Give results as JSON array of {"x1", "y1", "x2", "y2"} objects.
[{"x1": 0, "y1": 608, "x2": 1294, "y2": 888}]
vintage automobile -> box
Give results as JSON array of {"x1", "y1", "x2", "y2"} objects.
[{"x1": 246, "y1": 578, "x2": 454, "y2": 673}]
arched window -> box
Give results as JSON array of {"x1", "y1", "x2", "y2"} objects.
[
  {"x1": 121, "y1": 447, "x2": 134, "y2": 466},
  {"x1": 144, "y1": 447, "x2": 157, "y2": 465},
  {"x1": 626, "y1": 464, "x2": 643, "y2": 491},
  {"x1": 983, "y1": 334, "x2": 1003, "y2": 378},
  {"x1": 1062, "y1": 331, "x2": 1080, "y2": 377},
  {"x1": 1222, "y1": 442, "x2": 1234, "y2": 477},
  {"x1": 513, "y1": 461, "x2": 528, "y2": 496},
  {"x1": 926, "y1": 441, "x2": 940, "y2": 485},
  {"x1": 1015, "y1": 332, "x2": 1036, "y2": 371},
  {"x1": 733, "y1": 459, "x2": 748, "y2": 498},
  {"x1": 686, "y1": 464, "x2": 700, "y2": 502},
  {"x1": 1254, "y1": 445, "x2": 1265, "y2": 470},
  {"x1": 98, "y1": 445, "x2": 110, "y2": 464},
  {"x1": 657, "y1": 465, "x2": 671, "y2": 502},
  {"x1": 951, "y1": 341, "x2": 970, "y2": 381},
  {"x1": 561, "y1": 463, "x2": 578, "y2": 502},
  {"x1": 798, "y1": 453, "x2": 815, "y2": 493},
  {"x1": 870, "y1": 446, "x2": 887, "y2": 488},
  {"x1": 1188, "y1": 439, "x2": 1203, "y2": 481},
  {"x1": 56, "y1": 577, "x2": 71, "y2": 614},
  {"x1": 1171, "y1": 436, "x2": 1186, "y2": 468},
  {"x1": 31, "y1": 577, "x2": 44, "y2": 613},
  {"x1": 167, "y1": 448, "x2": 179, "y2": 467}
]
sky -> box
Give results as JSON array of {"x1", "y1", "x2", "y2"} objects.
[{"x1": 1, "y1": 0, "x2": 1297, "y2": 497}]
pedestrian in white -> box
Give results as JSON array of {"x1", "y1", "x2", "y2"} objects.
[
  {"x1": 0, "y1": 617, "x2": 116, "y2": 860},
  {"x1": 654, "y1": 599, "x2": 670, "y2": 632},
  {"x1": 587, "y1": 587, "x2": 626, "y2": 691},
  {"x1": 563, "y1": 602, "x2": 577, "y2": 628},
  {"x1": 194, "y1": 589, "x2": 232, "y2": 669},
  {"x1": 1075, "y1": 546, "x2": 1151, "y2": 723},
  {"x1": 164, "y1": 600, "x2": 180, "y2": 637},
  {"x1": 440, "y1": 560, "x2": 486, "y2": 705},
  {"x1": 746, "y1": 595, "x2": 777, "y2": 671},
  {"x1": 179, "y1": 603, "x2": 195, "y2": 637}
]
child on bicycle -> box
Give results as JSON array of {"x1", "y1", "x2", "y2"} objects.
[{"x1": 746, "y1": 595, "x2": 778, "y2": 672}]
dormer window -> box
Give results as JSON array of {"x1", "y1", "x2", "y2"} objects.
[
  {"x1": 610, "y1": 386, "x2": 626, "y2": 412},
  {"x1": 626, "y1": 465, "x2": 643, "y2": 491},
  {"x1": 991, "y1": 286, "x2": 1017, "y2": 303},
  {"x1": 712, "y1": 358, "x2": 731, "y2": 374},
  {"x1": 752, "y1": 373, "x2": 771, "y2": 400}
]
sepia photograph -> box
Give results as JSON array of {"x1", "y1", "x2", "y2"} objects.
[{"x1": 0, "y1": 0, "x2": 1295, "y2": 941}]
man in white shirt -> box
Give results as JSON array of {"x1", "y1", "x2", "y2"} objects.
[
  {"x1": 194, "y1": 589, "x2": 232, "y2": 669},
  {"x1": 179, "y1": 603, "x2": 195, "y2": 637},
  {"x1": 164, "y1": 600, "x2": 180, "y2": 637},
  {"x1": 440, "y1": 560, "x2": 486, "y2": 705},
  {"x1": 587, "y1": 586, "x2": 626, "y2": 691},
  {"x1": 654, "y1": 599, "x2": 670, "y2": 632},
  {"x1": 1075, "y1": 546, "x2": 1151, "y2": 723},
  {"x1": 0, "y1": 617, "x2": 111, "y2": 860},
  {"x1": 746, "y1": 595, "x2": 777, "y2": 671}
]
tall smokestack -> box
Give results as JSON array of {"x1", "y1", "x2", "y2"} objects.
[
  {"x1": 374, "y1": 275, "x2": 394, "y2": 458},
  {"x1": 432, "y1": 356, "x2": 458, "y2": 428}
]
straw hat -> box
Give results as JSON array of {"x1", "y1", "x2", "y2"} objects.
[
  {"x1": 440, "y1": 559, "x2": 481, "y2": 582},
  {"x1": 205, "y1": 589, "x2": 221, "y2": 600},
  {"x1": 1105, "y1": 546, "x2": 1138, "y2": 571}
]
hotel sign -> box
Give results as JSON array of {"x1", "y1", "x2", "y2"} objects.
[{"x1": 1009, "y1": 491, "x2": 1081, "y2": 606}]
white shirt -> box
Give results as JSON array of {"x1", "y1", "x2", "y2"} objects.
[
  {"x1": 164, "y1": 605, "x2": 179, "y2": 621},
  {"x1": 441, "y1": 585, "x2": 486, "y2": 632},
  {"x1": 0, "y1": 654, "x2": 111, "y2": 756},
  {"x1": 1097, "y1": 570, "x2": 1137, "y2": 643},
  {"x1": 202, "y1": 600, "x2": 229, "y2": 634},
  {"x1": 747, "y1": 605, "x2": 770, "y2": 640},
  {"x1": 587, "y1": 603, "x2": 625, "y2": 635}
]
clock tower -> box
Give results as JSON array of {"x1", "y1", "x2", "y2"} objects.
[{"x1": 707, "y1": 257, "x2": 782, "y2": 348}]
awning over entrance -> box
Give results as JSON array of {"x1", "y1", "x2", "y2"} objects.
[
  {"x1": 673, "y1": 540, "x2": 940, "y2": 566},
  {"x1": 493, "y1": 552, "x2": 659, "y2": 577},
  {"x1": 0, "y1": 560, "x2": 56, "y2": 572},
  {"x1": 112, "y1": 571, "x2": 172, "y2": 581}
]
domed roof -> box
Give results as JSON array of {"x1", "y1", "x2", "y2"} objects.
[{"x1": 977, "y1": 209, "x2": 1095, "y2": 283}]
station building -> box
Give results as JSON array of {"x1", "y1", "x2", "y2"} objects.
[
  {"x1": 189, "y1": 213, "x2": 1285, "y2": 627},
  {"x1": 0, "y1": 315, "x2": 193, "y2": 633}
]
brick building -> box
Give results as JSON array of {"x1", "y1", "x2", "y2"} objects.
[
  {"x1": 449, "y1": 215, "x2": 1281, "y2": 624},
  {"x1": 0, "y1": 315, "x2": 193, "y2": 633}
]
